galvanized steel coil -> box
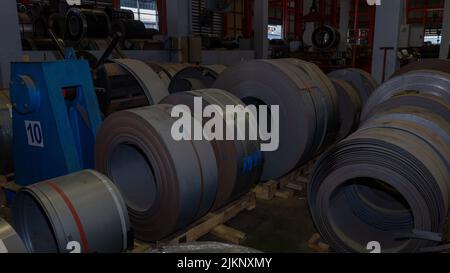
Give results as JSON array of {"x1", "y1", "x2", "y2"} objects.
[
  {"x1": 330, "y1": 78, "x2": 362, "y2": 140},
  {"x1": 162, "y1": 89, "x2": 263, "y2": 210},
  {"x1": 213, "y1": 59, "x2": 338, "y2": 180},
  {"x1": 392, "y1": 59, "x2": 450, "y2": 78},
  {"x1": 12, "y1": 170, "x2": 130, "y2": 253},
  {"x1": 0, "y1": 91, "x2": 13, "y2": 175},
  {"x1": 168, "y1": 65, "x2": 226, "y2": 93},
  {"x1": 328, "y1": 68, "x2": 379, "y2": 105},
  {"x1": 95, "y1": 105, "x2": 218, "y2": 242},
  {"x1": 65, "y1": 8, "x2": 111, "y2": 42},
  {"x1": 361, "y1": 70, "x2": 450, "y2": 121},
  {"x1": 309, "y1": 102, "x2": 450, "y2": 253},
  {"x1": 0, "y1": 218, "x2": 27, "y2": 253}
]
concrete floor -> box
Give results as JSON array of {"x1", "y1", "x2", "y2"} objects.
[{"x1": 202, "y1": 192, "x2": 318, "y2": 253}]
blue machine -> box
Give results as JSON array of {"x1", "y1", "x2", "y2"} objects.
[{"x1": 10, "y1": 59, "x2": 102, "y2": 186}]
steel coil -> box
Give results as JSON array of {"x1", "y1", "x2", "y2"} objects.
[
  {"x1": 95, "y1": 59, "x2": 169, "y2": 116},
  {"x1": 330, "y1": 78, "x2": 362, "y2": 140},
  {"x1": 392, "y1": 59, "x2": 450, "y2": 78},
  {"x1": 213, "y1": 59, "x2": 337, "y2": 180},
  {"x1": 0, "y1": 91, "x2": 13, "y2": 175},
  {"x1": 169, "y1": 65, "x2": 226, "y2": 93},
  {"x1": 0, "y1": 218, "x2": 27, "y2": 253},
  {"x1": 361, "y1": 70, "x2": 450, "y2": 121},
  {"x1": 162, "y1": 89, "x2": 263, "y2": 210},
  {"x1": 12, "y1": 170, "x2": 130, "y2": 253},
  {"x1": 65, "y1": 8, "x2": 111, "y2": 42},
  {"x1": 95, "y1": 104, "x2": 218, "y2": 242},
  {"x1": 309, "y1": 105, "x2": 450, "y2": 253},
  {"x1": 312, "y1": 25, "x2": 341, "y2": 49},
  {"x1": 111, "y1": 19, "x2": 147, "y2": 39},
  {"x1": 328, "y1": 68, "x2": 379, "y2": 105}
]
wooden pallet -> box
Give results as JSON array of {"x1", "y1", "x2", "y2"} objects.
[
  {"x1": 253, "y1": 158, "x2": 317, "y2": 201},
  {"x1": 130, "y1": 192, "x2": 256, "y2": 253}
]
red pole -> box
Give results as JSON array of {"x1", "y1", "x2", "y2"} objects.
[
  {"x1": 243, "y1": 0, "x2": 253, "y2": 38},
  {"x1": 157, "y1": 0, "x2": 167, "y2": 35}
]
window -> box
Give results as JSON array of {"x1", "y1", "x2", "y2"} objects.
[
  {"x1": 120, "y1": 0, "x2": 159, "y2": 29},
  {"x1": 424, "y1": 28, "x2": 442, "y2": 44}
]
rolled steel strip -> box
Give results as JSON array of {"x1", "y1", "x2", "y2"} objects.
[
  {"x1": 111, "y1": 19, "x2": 147, "y2": 39},
  {"x1": 361, "y1": 93, "x2": 450, "y2": 124},
  {"x1": 309, "y1": 126, "x2": 449, "y2": 252},
  {"x1": 312, "y1": 25, "x2": 341, "y2": 49},
  {"x1": 328, "y1": 68, "x2": 379, "y2": 105},
  {"x1": 65, "y1": 8, "x2": 111, "y2": 42},
  {"x1": 392, "y1": 59, "x2": 450, "y2": 78},
  {"x1": 214, "y1": 59, "x2": 320, "y2": 180},
  {"x1": 95, "y1": 105, "x2": 218, "y2": 241},
  {"x1": 0, "y1": 91, "x2": 13, "y2": 175},
  {"x1": 168, "y1": 65, "x2": 227, "y2": 93},
  {"x1": 112, "y1": 59, "x2": 169, "y2": 105},
  {"x1": 12, "y1": 170, "x2": 130, "y2": 253},
  {"x1": 0, "y1": 218, "x2": 27, "y2": 253},
  {"x1": 361, "y1": 70, "x2": 450, "y2": 121},
  {"x1": 285, "y1": 58, "x2": 340, "y2": 145},
  {"x1": 162, "y1": 89, "x2": 263, "y2": 210},
  {"x1": 330, "y1": 78, "x2": 362, "y2": 140}
]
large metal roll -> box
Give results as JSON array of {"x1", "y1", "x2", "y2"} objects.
[
  {"x1": 111, "y1": 19, "x2": 147, "y2": 39},
  {"x1": 95, "y1": 104, "x2": 218, "y2": 242},
  {"x1": 95, "y1": 59, "x2": 169, "y2": 116},
  {"x1": 284, "y1": 59, "x2": 339, "y2": 146},
  {"x1": 0, "y1": 218, "x2": 27, "y2": 253},
  {"x1": 12, "y1": 170, "x2": 130, "y2": 253},
  {"x1": 143, "y1": 62, "x2": 188, "y2": 87},
  {"x1": 312, "y1": 25, "x2": 341, "y2": 49},
  {"x1": 361, "y1": 70, "x2": 450, "y2": 121},
  {"x1": 392, "y1": 59, "x2": 450, "y2": 78},
  {"x1": 162, "y1": 89, "x2": 263, "y2": 210},
  {"x1": 330, "y1": 78, "x2": 362, "y2": 140},
  {"x1": 213, "y1": 59, "x2": 333, "y2": 180},
  {"x1": 0, "y1": 91, "x2": 13, "y2": 175},
  {"x1": 169, "y1": 65, "x2": 226, "y2": 93},
  {"x1": 65, "y1": 8, "x2": 111, "y2": 42},
  {"x1": 309, "y1": 106, "x2": 450, "y2": 253},
  {"x1": 328, "y1": 68, "x2": 379, "y2": 105}
]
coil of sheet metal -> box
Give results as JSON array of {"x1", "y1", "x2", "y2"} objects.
[
  {"x1": 0, "y1": 91, "x2": 13, "y2": 175},
  {"x1": 12, "y1": 170, "x2": 130, "y2": 253},
  {"x1": 328, "y1": 68, "x2": 379, "y2": 105},
  {"x1": 0, "y1": 217, "x2": 27, "y2": 253},
  {"x1": 213, "y1": 59, "x2": 338, "y2": 180},
  {"x1": 162, "y1": 89, "x2": 263, "y2": 210},
  {"x1": 95, "y1": 104, "x2": 218, "y2": 242},
  {"x1": 330, "y1": 78, "x2": 362, "y2": 140},
  {"x1": 168, "y1": 65, "x2": 227, "y2": 93},
  {"x1": 361, "y1": 70, "x2": 450, "y2": 121},
  {"x1": 309, "y1": 92, "x2": 450, "y2": 252},
  {"x1": 392, "y1": 59, "x2": 450, "y2": 78},
  {"x1": 312, "y1": 25, "x2": 341, "y2": 49},
  {"x1": 111, "y1": 19, "x2": 147, "y2": 39},
  {"x1": 65, "y1": 8, "x2": 111, "y2": 42},
  {"x1": 95, "y1": 59, "x2": 169, "y2": 116}
]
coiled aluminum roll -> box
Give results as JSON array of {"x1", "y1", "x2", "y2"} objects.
[
  {"x1": 0, "y1": 91, "x2": 13, "y2": 175},
  {"x1": 0, "y1": 218, "x2": 27, "y2": 253},
  {"x1": 309, "y1": 104, "x2": 450, "y2": 253},
  {"x1": 213, "y1": 59, "x2": 338, "y2": 180},
  {"x1": 328, "y1": 68, "x2": 379, "y2": 106},
  {"x1": 12, "y1": 170, "x2": 130, "y2": 253},
  {"x1": 392, "y1": 59, "x2": 450, "y2": 78},
  {"x1": 162, "y1": 89, "x2": 263, "y2": 210},
  {"x1": 95, "y1": 105, "x2": 218, "y2": 242}
]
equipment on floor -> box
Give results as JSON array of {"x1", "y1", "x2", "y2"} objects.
[
  {"x1": 12, "y1": 170, "x2": 130, "y2": 253},
  {"x1": 10, "y1": 57, "x2": 102, "y2": 186}
]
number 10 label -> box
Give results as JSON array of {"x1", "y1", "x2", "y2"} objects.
[{"x1": 25, "y1": 121, "x2": 44, "y2": 148}]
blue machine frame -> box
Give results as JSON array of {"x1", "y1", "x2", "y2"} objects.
[{"x1": 10, "y1": 60, "x2": 102, "y2": 186}]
